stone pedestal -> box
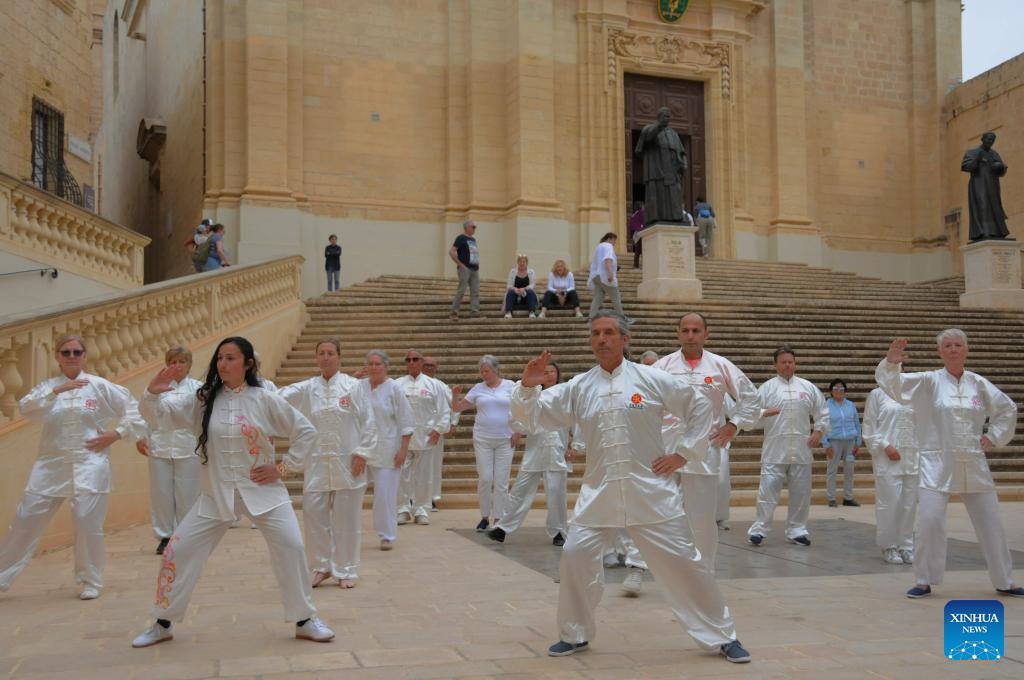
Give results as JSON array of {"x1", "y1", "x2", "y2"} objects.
[
  {"x1": 960, "y1": 239, "x2": 1024, "y2": 310},
  {"x1": 636, "y1": 224, "x2": 703, "y2": 302}
]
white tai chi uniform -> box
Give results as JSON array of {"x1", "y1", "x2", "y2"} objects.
[
  {"x1": 715, "y1": 395, "x2": 737, "y2": 523},
  {"x1": 140, "y1": 384, "x2": 319, "y2": 622},
  {"x1": 279, "y1": 374, "x2": 377, "y2": 580},
  {"x1": 365, "y1": 378, "x2": 415, "y2": 542},
  {"x1": 653, "y1": 350, "x2": 760, "y2": 564},
  {"x1": 748, "y1": 375, "x2": 830, "y2": 542},
  {"x1": 875, "y1": 359, "x2": 1018, "y2": 589},
  {"x1": 511, "y1": 361, "x2": 740, "y2": 650},
  {"x1": 431, "y1": 379, "x2": 460, "y2": 502},
  {"x1": 394, "y1": 373, "x2": 450, "y2": 519},
  {"x1": 0, "y1": 373, "x2": 145, "y2": 593},
  {"x1": 497, "y1": 426, "x2": 570, "y2": 538},
  {"x1": 862, "y1": 388, "x2": 919, "y2": 553},
  {"x1": 141, "y1": 376, "x2": 203, "y2": 539},
  {"x1": 465, "y1": 379, "x2": 516, "y2": 520}
]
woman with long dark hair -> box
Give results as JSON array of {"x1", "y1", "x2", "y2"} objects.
[{"x1": 131, "y1": 336, "x2": 335, "y2": 647}]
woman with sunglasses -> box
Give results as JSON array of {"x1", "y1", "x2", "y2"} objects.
[
  {"x1": 822, "y1": 378, "x2": 862, "y2": 508},
  {"x1": 0, "y1": 334, "x2": 146, "y2": 600},
  {"x1": 131, "y1": 336, "x2": 335, "y2": 647}
]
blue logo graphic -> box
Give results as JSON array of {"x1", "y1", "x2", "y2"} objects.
[{"x1": 944, "y1": 600, "x2": 1003, "y2": 660}]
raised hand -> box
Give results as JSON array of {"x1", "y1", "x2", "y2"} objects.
[
  {"x1": 53, "y1": 378, "x2": 90, "y2": 395},
  {"x1": 147, "y1": 366, "x2": 178, "y2": 395},
  {"x1": 886, "y1": 338, "x2": 909, "y2": 364},
  {"x1": 521, "y1": 351, "x2": 551, "y2": 388}
]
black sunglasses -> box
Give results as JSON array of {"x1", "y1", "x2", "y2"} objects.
[
  {"x1": 60, "y1": 349, "x2": 85, "y2": 357},
  {"x1": 405, "y1": 357, "x2": 422, "y2": 362}
]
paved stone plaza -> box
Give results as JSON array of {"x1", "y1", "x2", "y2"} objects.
[{"x1": 1, "y1": 504, "x2": 1022, "y2": 679}]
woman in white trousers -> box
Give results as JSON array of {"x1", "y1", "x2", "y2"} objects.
[
  {"x1": 137, "y1": 346, "x2": 203, "y2": 555},
  {"x1": 363, "y1": 350, "x2": 414, "y2": 551},
  {"x1": 131, "y1": 336, "x2": 335, "y2": 648},
  {"x1": 878, "y1": 331, "x2": 1022, "y2": 599},
  {"x1": 279, "y1": 338, "x2": 377, "y2": 588},
  {"x1": 452, "y1": 355, "x2": 520, "y2": 532},
  {"x1": 0, "y1": 334, "x2": 145, "y2": 600},
  {"x1": 488, "y1": 361, "x2": 569, "y2": 545}
]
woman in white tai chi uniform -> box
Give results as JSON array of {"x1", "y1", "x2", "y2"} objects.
[
  {"x1": 452, "y1": 355, "x2": 520, "y2": 532},
  {"x1": 862, "y1": 386, "x2": 918, "y2": 565},
  {"x1": 363, "y1": 350, "x2": 414, "y2": 551},
  {"x1": 487, "y1": 360, "x2": 569, "y2": 546},
  {"x1": 0, "y1": 334, "x2": 145, "y2": 600},
  {"x1": 878, "y1": 331, "x2": 1023, "y2": 599},
  {"x1": 279, "y1": 338, "x2": 376, "y2": 588},
  {"x1": 131, "y1": 336, "x2": 335, "y2": 648},
  {"x1": 137, "y1": 346, "x2": 203, "y2": 555},
  {"x1": 511, "y1": 311, "x2": 750, "y2": 664}
]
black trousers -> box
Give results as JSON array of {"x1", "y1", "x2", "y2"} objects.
[{"x1": 541, "y1": 290, "x2": 580, "y2": 309}]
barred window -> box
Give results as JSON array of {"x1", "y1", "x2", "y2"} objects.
[{"x1": 31, "y1": 98, "x2": 65, "y2": 195}]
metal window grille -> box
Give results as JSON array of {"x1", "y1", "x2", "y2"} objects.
[{"x1": 30, "y1": 98, "x2": 84, "y2": 207}]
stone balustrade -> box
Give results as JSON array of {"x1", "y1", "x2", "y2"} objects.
[
  {"x1": 0, "y1": 171, "x2": 150, "y2": 288},
  {"x1": 0, "y1": 256, "x2": 304, "y2": 425}
]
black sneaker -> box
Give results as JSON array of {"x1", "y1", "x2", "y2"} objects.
[
  {"x1": 487, "y1": 527, "x2": 506, "y2": 543},
  {"x1": 156, "y1": 537, "x2": 170, "y2": 555},
  {"x1": 720, "y1": 640, "x2": 751, "y2": 664},
  {"x1": 828, "y1": 500, "x2": 837, "y2": 507},
  {"x1": 842, "y1": 499, "x2": 860, "y2": 507},
  {"x1": 997, "y1": 586, "x2": 1024, "y2": 598},
  {"x1": 548, "y1": 640, "x2": 588, "y2": 657},
  {"x1": 907, "y1": 585, "x2": 932, "y2": 599},
  {"x1": 748, "y1": 534, "x2": 764, "y2": 546},
  {"x1": 788, "y1": 535, "x2": 811, "y2": 547},
  {"x1": 552, "y1": 533, "x2": 565, "y2": 547},
  {"x1": 475, "y1": 518, "x2": 489, "y2": 532}
]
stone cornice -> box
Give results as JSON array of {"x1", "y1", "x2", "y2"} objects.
[{"x1": 607, "y1": 28, "x2": 732, "y2": 97}]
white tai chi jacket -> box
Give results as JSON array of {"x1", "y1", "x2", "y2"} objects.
[
  {"x1": 756, "y1": 375, "x2": 830, "y2": 465},
  {"x1": 141, "y1": 377, "x2": 203, "y2": 459},
  {"x1": 18, "y1": 372, "x2": 146, "y2": 497},
  {"x1": 141, "y1": 384, "x2": 317, "y2": 521},
  {"x1": 653, "y1": 349, "x2": 761, "y2": 475},
  {"x1": 363, "y1": 378, "x2": 415, "y2": 469},
  {"x1": 862, "y1": 387, "x2": 919, "y2": 477},
  {"x1": 394, "y1": 373, "x2": 450, "y2": 451},
  {"x1": 875, "y1": 359, "x2": 1018, "y2": 494},
  {"x1": 278, "y1": 373, "x2": 377, "y2": 492},
  {"x1": 510, "y1": 361, "x2": 712, "y2": 527}
]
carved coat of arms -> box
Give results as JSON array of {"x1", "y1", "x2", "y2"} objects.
[{"x1": 657, "y1": 0, "x2": 689, "y2": 23}]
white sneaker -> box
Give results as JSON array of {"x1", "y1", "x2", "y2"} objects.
[
  {"x1": 717, "y1": 520, "x2": 730, "y2": 531},
  {"x1": 538, "y1": 310, "x2": 546, "y2": 318},
  {"x1": 414, "y1": 514, "x2": 430, "y2": 525},
  {"x1": 529, "y1": 312, "x2": 536, "y2": 318},
  {"x1": 397, "y1": 511, "x2": 412, "y2": 525},
  {"x1": 882, "y1": 548, "x2": 903, "y2": 565},
  {"x1": 295, "y1": 617, "x2": 335, "y2": 642},
  {"x1": 603, "y1": 552, "x2": 623, "y2": 568},
  {"x1": 899, "y1": 548, "x2": 914, "y2": 565},
  {"x1": 132, "y1": 621, "x2": 173, "y2": 648},
  {"x1": 79, "y1": 586, "x2": 101, "y2": 600},
  {"x1": 575, "y1": 310, "x2": 583, "y2": 317},
  {"x1": 622, "y1": 567, "x2": 644, "y2": 596},
  {"x1": 503, "y1": 313, "x2": 512, "y2": 319}
]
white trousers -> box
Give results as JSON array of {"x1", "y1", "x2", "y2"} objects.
[
  {"x1": 558, "y1": 515, "x2": 737, "y2": 649},
  {"x1": 749, "y1": 463, "x2": 811, "y2": 540},
  {"x1": 681, "y1": 473, "x2": 720, "y2": 565},
  {"x1": 495, "y1": 470, "x2": 568, "y2": 538},
  {"x1": 303, "y1": 488, "x2": 365, "y2": 580},
  {"x1": 914, "y1": 488, "x2": 1014, "y2": 589},
  {"x1": 0, "y1": 492, "x2": 107, "y2": 591},
  {"x1": 473, "y1": 435, "x2": 514, "y2": 519},
  {"x1": 150, "y1": 492, "x2": 316, "y2": 623},
  {"x1": 716, "y1": 448, "x2": 731, "y2": 522},
  {"x1": 398, "y1": 448, "x2": 434, "y2": 518},
  {"x1": 149, "y1": 456, "x2": 201, "y2": 539},
  {"x1": 431, "y1": 437, "x2": 445, "y2": 501},
  {"x1": 874, "y1": 474, "x2": 917, "y2": 551},
  {"x1": 371, "y1": 465, "x2": 402, "y2": 541},
  {"x1": 825, "y1": 439, "x2": 857, "y2": 502}
]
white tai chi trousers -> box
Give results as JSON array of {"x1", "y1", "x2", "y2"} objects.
[
  {"x1": 473, "y1": 435, "x2": 514, "y2": 519},
  {"x1": 303, "y1": 488, "x2": 366, "y2": 580},
  {"x1": 496, "y1": 470, "x2": 567, "y2": 537},
  {"x1": 371, "y1": 466, "x2": 402, "y2": 542},
  {"x1": 748, "y1": 463, "x2": 812, "y2": 541},
  {"x1": 558, "y1": 514, "x2": 737, "y2": 649},
  {"x1": 873, "y1": 474, "x2": 917, "y2": 551},
  {"x1": 431, "y1": 437, "x2": 445, "y2": 501},
  {"x1": 716, "y1": 449, "x2": 731, "y2": 523},
  {"x1": 398, "y1": 448, "x2": 433, "y2": 518},
  {"x1": 0, "y1": 491, "x2": 107, "y2": 591},
  {"x1": 825, "y1": 439, "x2": 857, "y2": 502},
  {"x1": 149, "y1": 457, "x2": 201, "y2": 539},
  {"x1": 680, "y1": 473, "x2": 720, "y2": 565},
  {"x1": 151, "y1": 491, "x2": 316, "y2": 623},
  {"x1": 914, "y1": 488, "x2": 1014, "y2": 589}
]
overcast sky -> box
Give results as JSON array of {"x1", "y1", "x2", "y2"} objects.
[{"x1": 962, "y1": 0, "x2": 1024, "y2": 80}]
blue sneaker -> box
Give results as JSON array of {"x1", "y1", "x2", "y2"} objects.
[
  {"x1": 787, "y1": 535, "x2": 811, "y2": 547},
  {"x1": 720, "y1": 640, "x2": 751, "y2": 664},
  {"x1": 548, "y1": 640, "x2": 588, "y2": 657},
  {"x1": 906, "y1": 585, "x2": 932, "y2": 599},
  {"x1": 475, "y1": 518, "x2": 489, "y2": 532},
  {"x1": 748, "y1": 534, "x2": 764, "y2": 546},
  {"x1": 997, "y1": 586, "x2": 1024, "y2": 598}
]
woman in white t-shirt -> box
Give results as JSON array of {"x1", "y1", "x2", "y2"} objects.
[
  {"x1": 539, "y1": 259, "x2": 582, "y2": 318},
  {"x1": 452, "y1": 355, "x2": 520, "y2": 532}
]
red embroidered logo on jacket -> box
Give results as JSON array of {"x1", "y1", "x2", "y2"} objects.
[
  {"x1": 339, "y1": 396, "x2": 351, "y2": 408},
  {"x1": 84, "y1": 399, "x2": 98, "y2": 410},
  {"x1": 704, "y1": 376, "x2": 714, "y2": 385}
]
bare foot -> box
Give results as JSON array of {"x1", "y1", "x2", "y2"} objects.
[
  {"x1": 311, "y1": 571, "x2": 331, "y2": 588},
  {"x1": 339, "y1": 579, "x2": 357, "y2": 589}
]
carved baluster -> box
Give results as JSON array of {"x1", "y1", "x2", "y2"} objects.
[
  {"x1": 120, "y1": 306, "x2": 141, "y2": 370},
  {"x1": 105, "y1": 313, "x2": 126, "y2": 376},
  {"x1": 80, "y1": 320, "x2": 103, "y2": 378},
  {"x1": 92, "y1": 317, "x2": 116, "y2": 378},
  {"x1": 129, "y1": 303, "x2": 147, "y2": 363}
]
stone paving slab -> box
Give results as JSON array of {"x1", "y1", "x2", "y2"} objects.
[{"x1": 0, "y1": 504, "x2": 1022, "y2": 678}]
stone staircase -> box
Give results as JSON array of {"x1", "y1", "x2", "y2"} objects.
[{"x1": 273, "y1": 258, "x2": 1024, "y2": 509}]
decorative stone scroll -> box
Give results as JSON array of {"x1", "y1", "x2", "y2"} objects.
[{"x1": 607, "y1": 29, "x2": 732, "y2": 98}]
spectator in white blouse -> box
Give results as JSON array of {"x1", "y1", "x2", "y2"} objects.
[
  {"x1": 540, "y1": 259, "x2": 582, "y2": 318},
  {"x1": 503, "y1": 254, "x2": 539, "y2": 319}
]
